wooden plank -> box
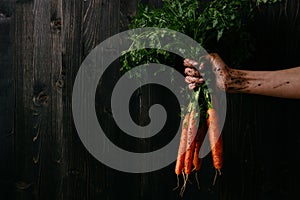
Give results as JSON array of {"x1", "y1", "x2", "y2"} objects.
[
  {"x1": 61, "y1": 0, "x2": 86, "y2": 199},
  {"x1": 48, "y1": 0, "x2": 64, "y2": 199},
  {"x1": 34, "y1": 0, "x2": 65, "y2": 199},
  {"x1": 30, "y1": 1, "x2": 53, "y2": 198},
  {"x1": 82, "y1": 0, "x2": 129, "y2": 199},
  {"x1": 13, "y1": 0, "x2": 65, "y2": 199},
  {"x1": 112, "y1": 1, "x2": 181, "y2": 199},
  {"x1": 0, "y1": 0, "x2": 13, "y2": 198},
  {"x1": 81, "y1": 0, "x2": 108, "y2": 198},
  {"x1": 13, "y1": 1, "x2": 35, "y2": 199}
]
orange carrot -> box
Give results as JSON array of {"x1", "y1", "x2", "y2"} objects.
[
  {"x1": 207, "y1": 107, "x2": 223, "y2": 171},
  {"x1": 175, "y1": 112, "x2": 190, "y2": 175},
  {"x1": 178, "y1": 107, "x2": 198, "y2": 197},
  {"x1": 184, "y1": 109, "x2": 198, "y2": 175},
  {"x1": 193, "y1": 123, "x2": 207, "y2": 171}
]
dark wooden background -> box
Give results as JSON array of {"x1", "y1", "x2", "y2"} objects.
[{"x1": 0, "y1": 0, "x2": 300, "y2": 199}]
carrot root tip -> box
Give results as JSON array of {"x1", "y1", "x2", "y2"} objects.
[
  {"x1": 217, "y1": 168, "x2": 222, "y2": 176},
  {"x1": 212, "y1": 168, "x2": 222, "y2": 186},
  {"x1": 180, "y1": 174, "x2": 189, "y2": 197},
  {"x1": 195, "y1": 172, "x2": 200, "y2": 190},
  {"x1": 173, "y1": 175, "x2": 180, "y2": 191}
]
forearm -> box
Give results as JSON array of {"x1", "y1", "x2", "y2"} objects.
[{"x1": 226, "y1": 66, "x2": 300, "y2": 99}]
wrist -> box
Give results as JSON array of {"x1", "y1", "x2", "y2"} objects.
[{"x1": 225, "y1": 68, "x2": 248, "y2": 93}]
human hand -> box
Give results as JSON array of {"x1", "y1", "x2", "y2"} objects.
[{"x1": 183, "y1": 53, "x2": 231, "y2": 91}]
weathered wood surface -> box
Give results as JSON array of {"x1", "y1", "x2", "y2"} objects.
[
  {"x1": 0, "y1": 0, "x2": 14, "y2": 198},
  {"x1": 0, "y1": 0, "x2": 299, "y2": 199}
]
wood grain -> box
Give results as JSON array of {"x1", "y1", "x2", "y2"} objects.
[
  {"x1": 0, "y1": 0, "x2": 13, "y2": 198},
  {"x1": 1, "y1": 0, "x2": 299, "y2": 199}
]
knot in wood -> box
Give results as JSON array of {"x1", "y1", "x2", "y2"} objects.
[{"x1": 33, "y1": 91, "x2": 49, "y2": 107}]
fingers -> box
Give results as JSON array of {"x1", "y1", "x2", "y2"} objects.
[
  {"x1": 184, "y1": 53, "x2": 226, "y2": 90},
  {"x1": 189, "y1": 83, "x2": 197, "y2": 90},
  {"x1": 184, "y1": 67, "x2": 200, "y2": 77},
  {"x1": 184, "y1": 53, "x2": 221, "y2": 72},
  {"x1": 185, "y1": 76, "x2": 204, "y2": 84},
  {"x1": 183, "y1": 58, "x2": 199, "y2": 67},
  {"x1": 185, "y1": 76, "x2": 204, "y2": 90},
  {"x1": 183, "y1": 58, "x2": 201, "y2": 77},
  {"x1": 184, "y1": 57, "x2": 208, "y2": 71},
  {"x1": 184, "y1": 58, "x2": 203, "y2": 90}
]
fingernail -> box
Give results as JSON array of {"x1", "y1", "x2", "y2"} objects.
[{"x1": 192, "y1": 62, "x2": 198, "y2": 66}]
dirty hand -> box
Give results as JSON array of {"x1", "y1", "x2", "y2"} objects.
[{"x1": 183, "y1": 53, "x2": 231, "y2": 91}]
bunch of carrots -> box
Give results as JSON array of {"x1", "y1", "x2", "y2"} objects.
[{"x1": 174, "y1": 84, "x2": 223, "y2": 197}]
